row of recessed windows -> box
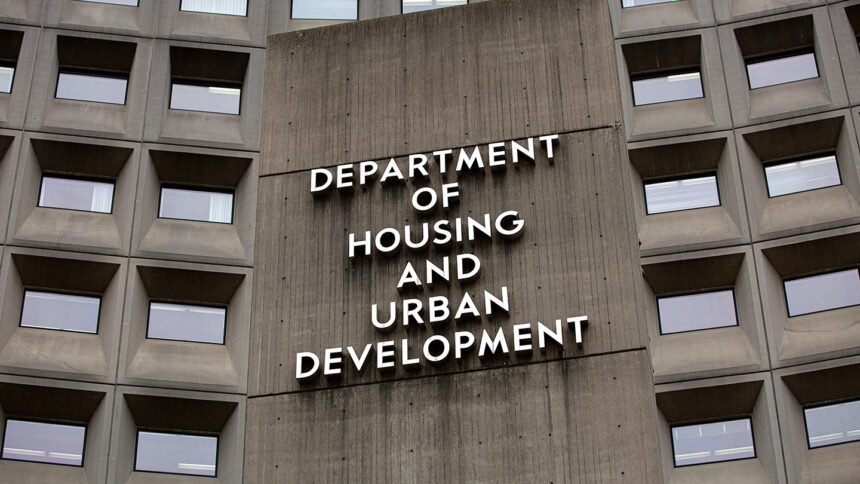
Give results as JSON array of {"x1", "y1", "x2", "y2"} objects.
[
  {"x1": 2, "y1": 420, "x2": 218, "y2": 477},
  {"x1": 80, "y1": 0, "x2": 247, "y2": 16}
]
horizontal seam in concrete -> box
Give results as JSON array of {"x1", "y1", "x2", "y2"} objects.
[
  {"x1": 0, "y1": 372, "x2": 249, "y2": 397},
  {"x1": 1, "y1": 243, "x2": 255, "y2": 269},
  {"x1": 248, "y1": 345, "x2": 647, "y2": 399}
]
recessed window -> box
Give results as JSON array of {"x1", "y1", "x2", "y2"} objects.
[
  {"x1": 658, "y1": 289, "x2": 738, "y2": 334},
  {"x1": 292, "y1": 0, "x2": 358, "y2": 20},
  {"x1": 403, "y1": 0, "x2": 467, "y2": 14},
  {"x1": 784, "y1": 268, "x2": 860, "y2": 317},
  {"x1": 170, "y1": 82, "x2": 241, "y2": 115},
  {"x1": 56, "y1": 71, "x2": 128, "y2": 105},
  {"x1": 632, "y1": 70, "x2": 703, "y2": 106},
  {"x1": 622, "y1": 0, "x2": 681, "y2": 7},
  {"x1": 147, "y1": 301, "x2": 226, "y2": 344},
  {"x1": 38, "y1": 176, "x2": 114, "y2": 214},
  {"x1": 20, "y1": 290, "x2": 100, "y2": 334},
  {"x1": 1, "y1": 419, "x2": 86, "y2": 467},
  {"x1": 644, "y1": 174, "x2": 719, "y2": 214},
  {"x1": 764, "y1": 153, "x2": 841, "y2": 197},
  {"x1": 180, "y1": 0, "x2": 247, "y2": 16},
  {"x1": 159, "y1": 186, "x2": 233, "y2": 224},
  {"x1": 0, "y1": 64, "x2": 13, "y2": 93},
  {"x1": 672, "y1": 418, "x2": 755, "y2": 467},
  {"x1": 76, "y1": 0, "x2": 139, "y2": 5},
  {"x1": 135, "y1": 431, "x2": 217, "y2": 477},
  {"x1": 746, "y1": 51, "x2": 818, "y2": 90},
  {"x1": 805, "y1": 400, "x2": 860, "y2": 448}
]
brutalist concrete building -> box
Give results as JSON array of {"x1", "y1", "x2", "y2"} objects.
[{"x1": 0, "y1": 0, "x2": 858, "y2": 482}]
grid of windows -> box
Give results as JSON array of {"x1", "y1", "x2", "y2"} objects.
[{"x1": 1, "y1": 419, "x2": 86, "y2": 467}]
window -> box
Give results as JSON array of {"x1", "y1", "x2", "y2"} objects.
[
  {"x1": 159, "y1": 186, "x2": 234, "y2": 224},
  {"x1": 38, "y1": 175, "x2": 114, "y2": 213},
  {"x1": 20, "y1": 290, "x2": 100, "y2": 334},
  {"x1": 292, "y1": 0, "x2": 358, "y2": 20},
  {"x1": 147, "y1": 302, "x2": 227, "y2": 344},
  {"x1": 804, "y1": 400, "x2": 860, "y2": 448},
  {"x1": 746, "y1": 51, "x2": 818, "y2": 90},
  {"x1": 56, "y1": 71, "x2": 128, "y2": 105},
  {"x1": 632, "y1": 70, "x2": 703, "y2": 106},
  {"x1": 135, "y1": 431, "x2": 217, "y2": 477},
  {"x1": 403, "y1": 0, "x2": 467, "y2": 14},
  {"x1": 2, "y1": 419, "x2": 86, "y2": 467},
  {"x1": 764, "y1": 153, "x2": 840, "y2": 197},
  {"x1": 76, "y1": 0, "x2": 139, "y2": 5},
  {"x1": 672, "y1": 418, "x2": 755, "y2": 467},
  {"x1": 658, "y1": 289, "x2": 737, "y2": 334},
  {"x1": 170, "y1": 82, "x2": 241, "y2": 115},
  {"x1": 784, "y1": 268, "x2": 860, "y2": 317},
  {"x1": 622, "y1": 0, "x2": 681, "y2": 7},
  {"x1": 644, "y1": 174, "x2": 719, "y2": 214},
  {"x1": 0, "y1": 64, "x2": 13, "y2": 93},
  {"x1": 180, "y1": 0, "x2": 247, "y2": 16}
]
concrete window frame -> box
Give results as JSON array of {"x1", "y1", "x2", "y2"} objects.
[
  {"x1": 714, "y1": 0, "x2": 825, "y2": 25},
  {"x1": 25, "y1": 30, "x2": 152, "y2": 141},
  {"x1": 0, "y1": 26, "x2": 37, "y2": 130},
  {"x1": 144, "y1": 40, "x2": 263, "y2": 151},
  {"x1": 773, "y1": 356, "x2": 860, "y2": 483},
  {"x1": 616, "y1": 30, "x2": 731, "y2": 142},
  {"x1": 132, "y1": 144, "x2": 257, "y2": 267},
  {"x1": 0, "y1": 248, "x2": 126, "y2": 383},
  {"x1": 655, "y1": 373, "x2": 786, "y2": 483},
  {"x1": 0, "y1": 0, "x2": 45, "y2": 26},
  {"x1": 0, "y1": 131, "x2": 20, "y2": 244},
  {"x1": 156, "y1": 0, "x2": 268, "y2": 47},
  {"x1": 0, "y1": 375, "x2": 113, "y2": 484},
  {"x1": 44, "y1": 0, "x2": 158, "y2": 37},
  {"x1": 754, "y1": 226, "x2": 860, "y2": 368},
  {"x1": 831, "y1": 1, "x2": 860, "y2": 106},
  {"x1": 107, "y1": 387, "x2": 245, "y2": 484},
  {"x1": 641, "y1": 246, "x2": 768, "y2": 383},
  {"x1": 718, "y1": 9, "x2": 848, "y2": 128},
  {"x1": 736, "y1": 111, "x2": 860, "y2": 242},
  {"x1": 7, "y1": 133, "x2": 140, "y2": 256},
  {"x1": 607, "y1": 0, "x2": 714, "y2": 39},
  {"x1": 118, "y1": 259, "x2": 252, "y2": 393},
  {"x1": 628, "y1": 131, "x2": 749, "y2": 256}
]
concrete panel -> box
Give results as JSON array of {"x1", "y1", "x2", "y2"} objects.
[
  {"x1": 831, "y1": 1, "x2": 860, "y2": 106},
  {"x1": 245, "y1": 350, "x2": 660, "y2": 483},
  {"x1": 0, "y1": 0, "x2": 44, "y2": 27},
  {"x1": 0, "y1": 130, "x2": 21, "y2": 244},
  {"x1": 0, "y1": 25, "x2": 38, "y2": 130},
  {"x1": 155, "y1": 0, "x2": 269, "y2": 47},
  {"x1": 607, "y1": 0, "x2": 715, "y2": 38},
  {"x1": 713, "y1": 0, "x2": 825, "y2": 24},
  {"x1": 261, "y1": 0, "x2": 622, "y2": 175},
  {"x1": 44, "y1": 0, "x2": 158, "y2": 37}
]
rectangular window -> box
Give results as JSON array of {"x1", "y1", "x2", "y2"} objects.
[
  {"x1": 805, "y1": 400, "x2": 860, "y2": 448},
  {"x1": 784, "y1": 269, "x2": 860, "y2": 317},
  {"x1": 147, "y1": 302, "x2": 226, "y2": 344},
  {"x1": 159, "y1": 187, "x2": 234, "y2": 224},
  {"x1": 764, "y1": 154, "x2": 841, "y2": 197},
  {"x1": 658, "y1": 289, "x2": 738, "y2": 335},
  {"x1": 403, "y1": 0, "x2": 468, "y2": 14},
  {"x1": 170, "y1": 82, "x2": 241, "y2": 115},
  {"x1": 632, "y1": 70, "x2": 703, "y2": 106},
  {"x1": 672, "y1": 418, "x2": 755, "y2": 467},
  {"x1": 0, "y1": 65, "x2": 13, "y2": 93},
  {"x1": 56, "y1": 71, "x2": 128, "y2": 105},
  {"x1": 2, "y1": 419, "x2": 86, "y2": 467},
  {"x1": 622, "y1": 0, "x2": 681, "y2": 7},
  {"x1": 77, "y1": 0, "x2": 139, "y2": 5},
  {"x1": 135, "y1": 431, "x2": 217, "y2": 477},
  {"x1": 746, "y1": 51, "x2": 819, "y2": 90},
  {"x1": 644, "y1": 174, "x2": 720, "y2": 215},
  {"x1": 292, "y1": 0, "x2": 358, "y2": 20},
  {"x1": 180, "y1": 0, "x2": 247, "y2": 16},
  {"x1": 38, "y1": 176, "x2": 114, "y2": 214},
  {"x1": 20, "y1": 290, "x2": 100, "y2": 334}
]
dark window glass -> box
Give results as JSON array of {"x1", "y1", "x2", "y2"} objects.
[
  {"x1": 38, "y1": 176, "x2": 114, "y2": 213},
  {"x1": 180, "y1": 0, "x2": 247, "y2": 16},
  {"x1": 2, "y1": 419, "x2": 86, "y2": 467},
  {"x1": 56, "y1": 72, "x2": 128, "y2": 105},
  {"x1": 159, "y1": 187, "x2": 234, "y2": 224},
  {"x1": 147, "y1": 302, "x2": 226, "y2": 344},
  {"x1": 805, "y1": 400, "x2": 860, "y2": 448},
  {"x1": 644, "y1": 174, "x2": 719, "y2": 214},
  {"x1": 622, "y1": 0, "x2": 681, "y2": 7},
  {"x1": 672, "y1": 418, "x2": 755, "y2": 467},
  {"x1": 746, "y1": 51, "x2": 818, "y2": 90},
  {"x1": 170, "y1": 82, "x2": 241, "y2": 115},
  {"x1": 632, "y1": 70, "x2": 703, "y2": 106},
  {"x1": 784, "y1": 269, "x2": 860, "y2": 317},
  {"x1": 135, "y1": 431, "x2": 217, "y2": 477},
  {"x1": 403, "y1": 0, "x2": 467, "y2": 13},
  {"x1": 658, "y1": 289, "x2": 737, "y2": 335},
  {"x1": 292, "y1": 0, "x2": 358, "y2": 20},
  {"x1": 0, "y1": 65, "x2": 13, "y2": 93},
  {"x1": 764, "y1": 154, "x2": 840, "y2": 197},
  {"x1": 77, "y1": 0, "x2": 139, "y2": 5},
  {"x1": 20, "y1": 290, "x2": 100, "y2": 334}
]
